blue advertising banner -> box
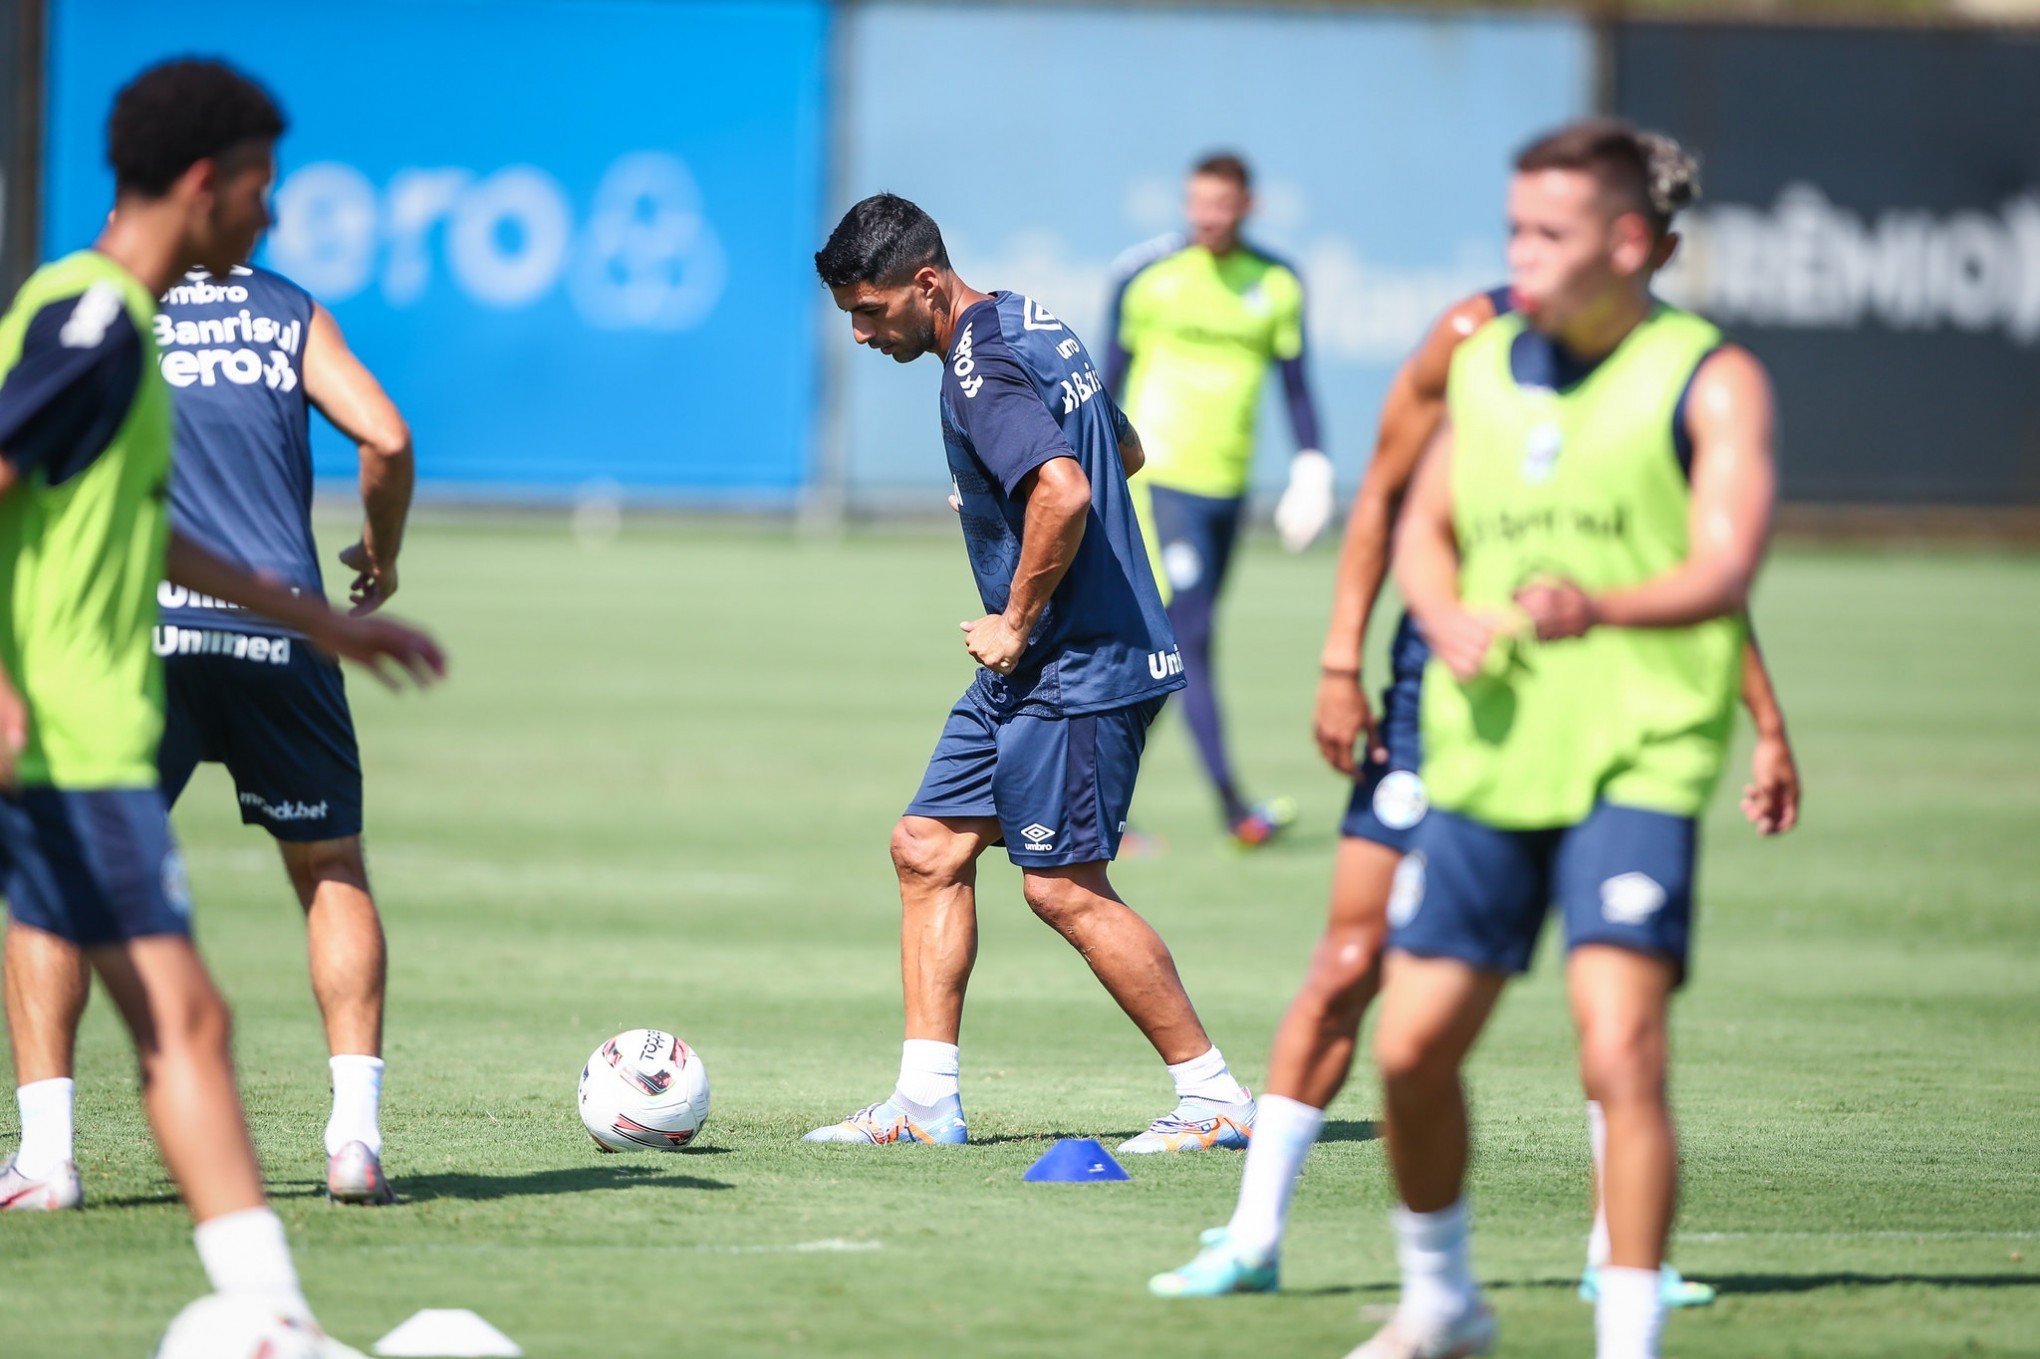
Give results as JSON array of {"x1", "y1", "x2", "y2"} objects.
[
  {"x1": 831, "y1": 4, "x2": 1590, "y2": 502},
  {"x1": 46, "y1": 0, "x2": 828, "y2": 496}
]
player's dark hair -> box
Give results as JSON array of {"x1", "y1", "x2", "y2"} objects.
[
  {"x1": 815, "y1": 193, "x2": 951, "y2": 289},
  {"x1": 1514, "y1": 118, "x2": 1696, "y2": 240},
  {"x1": 1192, "y1": 152, "x2": 1251, "y2": 191},
  {"x1": 107, "y1": 58, "x2": 287, "y2": 197}
]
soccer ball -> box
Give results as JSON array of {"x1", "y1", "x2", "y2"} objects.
[
  {"x1": 153, "y1": 1295, "x2": 323, "y2": 1359},
  {"x1": 578, "y1": 1027, "x2": 711, "y2": 1151}
]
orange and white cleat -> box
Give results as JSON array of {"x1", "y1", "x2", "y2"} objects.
[{"x1": 1118, "y1": 1096, "x2": 1256, "y2": 1154}]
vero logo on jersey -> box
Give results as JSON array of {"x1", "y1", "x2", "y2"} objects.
[{"x1": 952, "y1": 322, "x2": 984, "y2": 398}]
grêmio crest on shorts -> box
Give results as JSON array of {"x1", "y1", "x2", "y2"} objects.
[{"x1": 937, "y1": 292, "x2": 1183, "y2": 717}]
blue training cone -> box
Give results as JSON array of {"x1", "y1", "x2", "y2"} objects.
[{"x1": 1023, "y1": 1138, "x2": 1130, "y2": 1183}]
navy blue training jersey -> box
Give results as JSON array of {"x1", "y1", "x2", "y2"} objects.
[
  {"x1": 939, "y1": 291, "x2": 1183, "y2": 717},
  {"x1": 153, "y1": 266, "x2": 320, "y2": 636}
]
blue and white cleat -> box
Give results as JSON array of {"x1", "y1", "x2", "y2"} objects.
[
  {"x1": 1578, "y1": 1262, "x2": 1717, "y2": 1308},
  {"x1": 1149, "y1": 1227, "x2": 1279, "y2": 1298},
  {"x1": 0, "y1": 1154, "x2": 82, "y2": 1211},
  {"x1": 802, "y1": 1094, "x2": 967, "y2": 1146},
  {"x1": 1118, "y1": 1096, "x2": 1255, "y2": 1154}
]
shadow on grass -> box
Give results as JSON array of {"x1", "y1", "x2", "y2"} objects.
[
  {"x1": 1711, "y1": 1272, "x2": 2040, "y2": 1295},
  {"x1": 397, "y1": 1162, "x2": 734, "y2": 1202},
  {"x1": 971, "y1": 1131, "x2": 1141, "y2": 1147},
  {"x1": 91, "y1": 1149, "x2": 739, "y2": 1209},
  {"x1": 1289, "y1": 1271, "x2": 2039, "y2": 1300},
  {"x1": 1320, "y1": 1119, "x2": 1379, "y2": 1144}
]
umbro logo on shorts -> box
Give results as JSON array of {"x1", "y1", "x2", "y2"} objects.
[{"x1": 1019, "y1": 823, "x2": 1055, "y2": 850}]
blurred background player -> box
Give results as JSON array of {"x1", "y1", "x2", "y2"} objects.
[
  {"x1": 1153, "y1": 131, "x2": 1799, "y2": 1307},
  {"x1": 1105, "y1": 152, "x2": 1332, "y2": 847},
  {"x1": 3, "y1": 258, "x2": 415, "y2": 1205},
  {"x1": 805, "y1": 194, "x2": 1256, "y2": 1153},
  {"x1": 1354, "y1": 118, "x2": 1778, "y2": 1359},
  {"x1": 0, "y1": 57, "x2": 439, "y2": 1352}
]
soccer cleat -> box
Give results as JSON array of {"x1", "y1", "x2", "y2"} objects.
[
  {"x1": 326, "y1": 1141, "x2": 397, "y2": 1205},
  {"x1": 1118, "y1": 1095, "x2": 1255, "y2": 1154},
  {"x1": 0, "y1": 1155, "x2": 82, "y2": 1211},
  {"x1": 1344, "y1": 1302, "x2": 1497, "y2": 1359},
  {"x1": 1149, "y1": 1226, "x2": 1279, "y2": 1298},
  {"x1": 1228, "y1": 797, "x2": 1297, "y2": 850},
  {"x1": 1578, "y1": 1261, "x2": 1717, "y2": 1308},
  {"x1": 802, "y1": 1095, "x2": 967, "y2": 1146}
]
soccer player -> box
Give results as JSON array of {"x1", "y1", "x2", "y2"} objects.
[
  {"x1": 1104, "y1": 152, "x2": 1330, "y2": 846},
  {"x1": 0, "y1": 57, "x2": 438, "y2": 1348},
  {"x1": 1153, "y1": 133, "x2": 1800, "y2": 1308},
  {"x1": 1347, "y1": 118, "x2": 1778, "y2": 1359},
  {"x1": 2, "y1": 258, "x2": 414, "y2": 1206},
  {"x1": 804, "y1": 193, "x2": 1256, "y2": 1152}
]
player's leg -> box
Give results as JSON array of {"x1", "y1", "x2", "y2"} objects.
[
  {"x1": 1150, "y1": 834, "x2": 1398, "y2": 1295},
  {"x1": 1556, "y1": 803, "x2": 1704, "y2": 1355},
  {"x1": 3, "y1": 787, "x2": 315, "y2": 1320},
  {"x1": 1350, "y1": 810, "x2": 1549, "y2": 1358},
  {"x1": 0, "y1": 920, "x2": 90, "y2": 1207},
  {"x1": 276, "y1": 836, "x2": 393, "y2": 1203},
  {"x1": 806, "y1": 695, "x2": 998, "y2": 1145},
  {"x1": 1152, "y1": 486, "x2": 1261, "y2": 835},
  {"x1": 992, "y1": 697, "x2": 1253, "y2": 1149}
]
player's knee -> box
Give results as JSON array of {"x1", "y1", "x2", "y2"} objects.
[
  {"x1": 1373, "y1": 1021, "x2": 1454, "y2": 1092},
  {"x1": 1577, "y1": 1017, "x2": 1667, "y2": 1105},
  {"x1": 282, "y1": 836, "x2": 369, "y2": 901},
  {"x1": 890, "y1": 820, "x2": 969, "y2": 887},
  {"x1": 1302, "y1": 924, "x2": 1387, "y2": 1011},
  {"x1": 144, "y1": 978, "x2": 234, "y2": 1064},
  {"x1": 1020, "y1": 873, "x2": 1097, "y2": 932}
]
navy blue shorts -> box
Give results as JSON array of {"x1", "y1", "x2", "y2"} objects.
[
  {"x1": 1148, "y1": 484, "x2": 1245, "y2": 606},
  {"x1": 1342, "y1": 614, "x2": 1431, "y2": 853},
  {"x1": 157, "y1": 627, "x2": 363, "y2": 842},
  {"x1": 905, "y1": 691, "x2": 1165, "y2": 868},
  {"x1": 0, "y1": 787, "x2": 193, "y2": 945},
  {"x1": 1388, "y1": 802, "x2": 1699, "y2": 980}
]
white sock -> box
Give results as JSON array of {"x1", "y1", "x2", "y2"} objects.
[
  {"x1": 14, "y1": 1077, "x2": 76, "y2": 1179},
  {"x1": 1167, "y1": 1046, "x2": 1248, "y2": 1105},
  {"x1": 1586, "y1": 1099, "x2": 1611, "y2": 1269},
  {"x1": 1595, "y1": 1264, "x2": 1666, "y2": 1359},
  {"x1": 1392, "y1": 1198, "x2": 1478, "y2": 1334},
  {"x1": 1224, "y1": 1094, "x2": 1323, "y2": 1264},
  {"x1": 194, "y1": 1207, "x2": 310, "y2": 1320},
  {"x1": 324, "y1": 1055, "x2": 384, "y2": 1157},
  {"x1": 894, "y1": 1039, "x2": 960, "y2": 1107}
]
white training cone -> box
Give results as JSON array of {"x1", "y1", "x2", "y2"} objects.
[{"x1": 373, "y1": 1309, "x2": 523, "y2": 1357}]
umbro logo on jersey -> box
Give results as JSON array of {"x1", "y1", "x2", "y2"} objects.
[{"x1": 1021, "y1": 298, "x2": 1062, "y2": 331}]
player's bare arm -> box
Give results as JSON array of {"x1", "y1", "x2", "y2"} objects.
[
  {"x1": 1740, "y1": 630, "x2": 1801, "y2": 835},
  {"x1": 1314, "y1": 294, "x2": 1495, "y2": 774},
  {"x1": 1518, "y1": 346, "x2": 1777, "y2": 637},
  {"x1": 1392, "y1": 424, "x2": 1494, "y2": 682},
  {"x1": 303, "y1": 302, "x2": 412, "y2": 615},
  {"x1": 164, "y1": 529, "x2": 445, "y2": 688},
  {"x1": 961, "y1": 456, "x2": 1090, "y2": 675},
  {"x1": 1116, "y1": 415, "x2": 1145, "y2": 480}
]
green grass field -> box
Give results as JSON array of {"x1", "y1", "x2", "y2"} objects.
[{"x1": 3, "y1": 520, "x2": 2035, "y2": 1357}]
